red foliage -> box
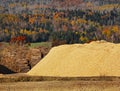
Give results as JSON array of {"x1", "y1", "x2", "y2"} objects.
[{"x1": 9, "y1": 36, "x2": 26, "y2": 46}]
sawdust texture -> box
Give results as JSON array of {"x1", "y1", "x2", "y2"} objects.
[{"x1": 28, "y1": 40, "x2": 120, "y2": 77}]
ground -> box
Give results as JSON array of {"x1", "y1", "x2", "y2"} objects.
[
  {"x1": 0, "y1": 42, "x2": 120, "y2": 91},
  {"x1": 0, "y1": 74, "x2": 120, "y2": 91},
  {"x1": 0, "y1": 81, "x2": 120, "y2": 91}
]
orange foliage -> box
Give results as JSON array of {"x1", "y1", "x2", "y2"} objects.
[
  {"x1": 53, "y1": 13, "x2": 59, "y2": 20},
  {"x1": 102, "y1": 27, "x2": 111, "y2": 37},
  {"x1": 29, "y1": 17, "x2": 36, "y2": 24}
]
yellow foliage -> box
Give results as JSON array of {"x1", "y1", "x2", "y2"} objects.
[
  {"x1": 22, "y1": 29, "x2": 32, "y2": 35},
  {"x1": 20, "y1": 29, "x2": 24, "y2": 34},
  {"x1": 22, "y1": 3, "x2": 27, "y2": 7},
  {"x1": 24, "y1": 29, "x2": 27, "y2": 34},
  {"x1": 61, "y1": 18, "x2": 69, "y2": 23},
  {"x1": 75, "y1": 32, "x2": 78, "y2": 35},
  {"x1": 32, "y1": 31, "x2": 37, "y2": 34},
  {"x1": 112, "y1": 25, "x2": 119, "y2": 32},
  {"x1": 97, "y1": 4, "x2": 119, "y2": 11},
  {"x1": 77, "y1": 19, "x2": 87, "y2": 24},
  {"x1": 26, "y1": 30, "x2": 32, "y2": 35},
  {"x1": 71, "y1": 20, "x2": 75, "y2": 26},
  {"x1": 11, "y1": 31, "x2": 15, "y2": 36},
  {"x1": 80, "y1": 36, "x2": 88, "y2": 42},
  {"x1": 4, "y1": 29, "x2": 8, "y2": 34}
]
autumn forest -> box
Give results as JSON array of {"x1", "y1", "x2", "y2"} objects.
[{"x1": 0, "y1": 0, "x2": 120, "y2": 44}]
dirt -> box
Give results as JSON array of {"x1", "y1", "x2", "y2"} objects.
[
  {"x1": 0, "y1": 81, "x2": 120, "y2": 91},
  {"x1": 0, "y1": 73, "x2": 120, "y2": 91}
]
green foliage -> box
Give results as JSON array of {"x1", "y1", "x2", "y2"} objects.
[{"x1": 30, "y1": 42, "x2": 52, "y2": 48}]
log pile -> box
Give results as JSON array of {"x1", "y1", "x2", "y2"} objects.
[{"x1": 0, "y1": 45, "x2": 50, "y2": 73}]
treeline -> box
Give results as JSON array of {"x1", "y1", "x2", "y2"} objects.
[{"x1": 0, "y1": 8, "x2": 120, "y2": 43}]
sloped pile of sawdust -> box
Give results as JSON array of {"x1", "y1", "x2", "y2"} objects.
[{"x1": 28, "y1": 40, "x2": 120, "y2": 77}]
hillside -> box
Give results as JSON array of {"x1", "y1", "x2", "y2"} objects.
[
  {"x1": 0, "y1": 0, "x2": 119, "y2": 44},
  {"x1": 0, "y1": 0, "x2": 119, "y2": 14},
  {"x1": 51, "y1": 0, "x2": 84, "y2": 8},
  {"x1": 51, "y1": 0, "x2": 120, "y2": 9}
]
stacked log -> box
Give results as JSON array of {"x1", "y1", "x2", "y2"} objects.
[{"x1": 0, "y1": 45, "x2": 50, "y2": 73}]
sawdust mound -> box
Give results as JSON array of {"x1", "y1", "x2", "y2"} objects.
[{"x1": 28, "y1": 40, "x2": 120, "y2": 77}]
